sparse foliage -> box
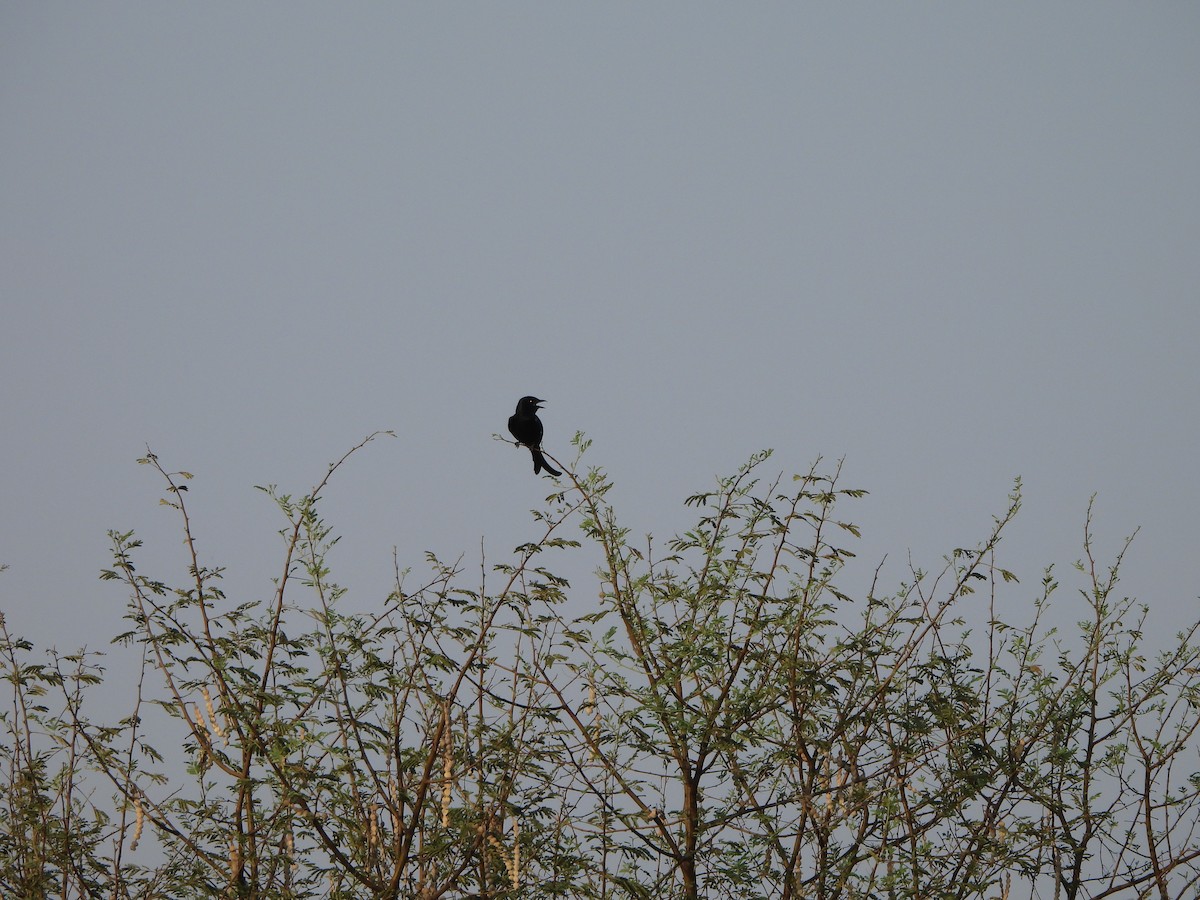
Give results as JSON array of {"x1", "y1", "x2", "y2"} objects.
[{"x1": 2, "y1": 436, "x2": 1198, "y2": 898}]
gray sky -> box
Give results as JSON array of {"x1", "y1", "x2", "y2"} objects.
[{"x1": 2, "y1": 5, "x2": 1198, "y2": 657}]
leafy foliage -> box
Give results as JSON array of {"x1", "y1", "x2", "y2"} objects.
[{"x1": 2, "y1": 436, "x2": 1198, "y2": 898}]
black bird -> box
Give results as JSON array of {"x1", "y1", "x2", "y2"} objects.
[{"x1": 508, "y1": 396, "x2": 562, "y2": 476}]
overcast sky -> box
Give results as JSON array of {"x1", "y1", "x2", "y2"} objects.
[{"x1": 2, "y1": 5, "x2": 1198, "y2": 661}]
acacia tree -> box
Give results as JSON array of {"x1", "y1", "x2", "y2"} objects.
[{"x1": 1, "y1": 435, "x2": 1197, "y2": 898}]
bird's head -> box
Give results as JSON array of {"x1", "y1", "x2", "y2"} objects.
[{"x1": 517, "y1": 396, "x2": 546, "y2": 413}]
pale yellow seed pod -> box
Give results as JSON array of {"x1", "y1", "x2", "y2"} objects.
[
  {"x1": 489, "y1": 834, "x2": 517, "y2": 885},
  {"x1": 440, "y1": 706, "x2": 453, "y2": 828},
  {"x1": 512, "y1": 817, "x2": 520, "y2": 887},
  {"x1": 589, "y1": 680, "x2": 600, "y2": 759},
  {"x1": 201, "y1": 687, "x2": 224, "y2": 738},
  {"x1": 836, "y1": 767, "x2": 849, "y2": 815},
  {"x1": 130, "y1": 793, "x2": 145, "y2": 851}
]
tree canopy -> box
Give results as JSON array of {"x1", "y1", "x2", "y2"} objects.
[{"x1": 3, "y1": 434, "x2": 1199, "y2": 899}]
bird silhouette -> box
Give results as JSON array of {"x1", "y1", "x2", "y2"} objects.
[{"x1": 508, "y1": 396, "x2": 562, "y2": 476}]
